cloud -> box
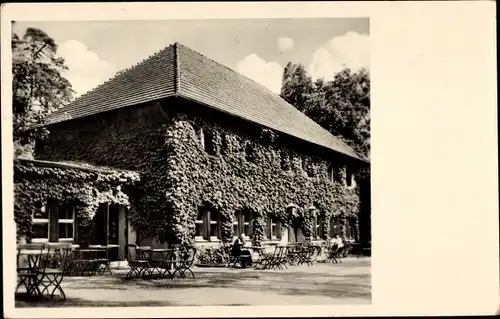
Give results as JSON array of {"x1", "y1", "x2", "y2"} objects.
[
  {"x1": 277, "y1": 37, "x2": 294, "y2": 52},
  {"x1": 236, "y1": 54, "x2": 283, "y2": 94},
  {"x1": 308, "y1": 32, "x2": 369, "y2": 80},
  {"x1": 57, "y1": 40, "x2": 118, "y2": 98}
]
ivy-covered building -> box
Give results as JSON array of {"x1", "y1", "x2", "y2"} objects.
[{"x1": 24, "y1": 43, "x2": 369, "y2": 255}]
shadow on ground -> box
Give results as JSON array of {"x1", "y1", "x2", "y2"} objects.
[{"x1": 66, "y1": 264, "x2": 371, "y2": 299}]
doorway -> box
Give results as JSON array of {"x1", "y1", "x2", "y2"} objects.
[{"x1": 89, "y1": 203, "x2": 122, "y2": 261}]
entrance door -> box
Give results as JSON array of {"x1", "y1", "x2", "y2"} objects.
[
  {"x1": 89, "y1": 203, "x2": 121, "y2": 261},
  {"x1": 107, "y1": 204, "x2": 120, "y2": 261}
]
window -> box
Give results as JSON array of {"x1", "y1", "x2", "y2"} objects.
[
  {"x1": 345, "y1": 218, "x2": 358, "y2": 241},
  {"x1": 267, "y1": 215, "x2": 281, "y2": 240},
  {"x1": 232, "y1": 213, "x2": 239, "y2": 238},
  {"x1": 329, "y1": 217, "x2": 342, "y2": 238},
  {"x1": 195, "y1": 207, "x2": 221, "y2": 241},
  {"x1": 245, "y1": 143, "x2": 256, "y2": 162},
  {"x1": 57, "y1": 204, "x2": 75, "y2": 241},
  {"x1": 280, "y1": 151, "x2": 290, "y2": 170},
  {"x1": 32, "y1": 205, "x2": 50, "y2": 242},
  {"x1": 209, "y1": 211, "x2": 220, "y2": 240},
  {"x1": 242, "y1": 210, "x2": 253, "y2": 238},
  {"x1": 234, "y1": 209, "x2": 253, "y2": 238},
  {"x1": 32, "y1": 202, "x2": 75, "y2": 243},
  {"x1": 195, "y1": 207, "x2": 207, "y2": 240},
  {"x1": 312, "y1": 213, "x2": 325, "y2": 240},
  {"x1": 328, "y1": 166, "x2": 338, "y2": 183},
  {"x1": 203, "y1": 130, "x2": 216, "y2": 155},
  {"x1": 346, "y1": 167, "x2": 355, "y2": 187}
]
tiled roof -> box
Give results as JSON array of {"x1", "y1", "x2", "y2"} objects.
[{"x1": 42, "y1": 43, "x2": 366, "y2": 162}]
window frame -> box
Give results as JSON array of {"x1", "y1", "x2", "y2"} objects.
[
  {"x1": 195, "y1": 207, "x2": 208, "y2": 241},
  {"x1": 267, "y1": 215, "x2": 281, "y2": 240},
  {"x1": 32, "y1": 202, "x2": 76, "y2": 243},
  {"x1": 31, "y1": 204, "x2": 50, "y2": 243},
  {"x1": 328, "y1": 166, "x2": 336, "y2": 183},
  {"x1": 312, "y1": 214, "x2": 325, "y2": 240},
  {"x1": 240, "y1": 210, "x2": 253, "y2": 240},
  {"x1": 194, "y1": 207, "x2": 222, "y2": 242},
  {"x1": 58, "y1": 204, "x2": 75, "y2": 242},
  {"x1": 345, "y1": 167, "x2": 355, "y2": 188}
]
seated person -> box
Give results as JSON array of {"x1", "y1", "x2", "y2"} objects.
[
  {"x1": 330, "y1": 234, "x2": 345, "y2": 249},
  {"x1": 231, "y1": 236, "x2": 253, "y2": 268}
]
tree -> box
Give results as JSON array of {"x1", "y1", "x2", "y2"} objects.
[
  {"x1": 280, "y1": 64, "x2": 370, "y2": 159},
  {"x1": 280, "y1": 62, "x2": 314, "y2": 113},
  {"x1": 12, "y1": 25, "x2": 74, "y2": 158}
]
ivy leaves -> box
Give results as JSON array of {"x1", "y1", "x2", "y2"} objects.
[
  {"x1": 160, "y1": 115, "x2": 360, "y2": 245},
  {"x1": 14, "y1": 160, "x2": 140, "y2": 240}
]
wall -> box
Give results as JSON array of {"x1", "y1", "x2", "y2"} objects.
[
  {"x1": 160, "y1": 99, "x2": 362, "y2": 246},
  {"x1": 36, "y1": 97, "x2": 362, "y2": 248}
]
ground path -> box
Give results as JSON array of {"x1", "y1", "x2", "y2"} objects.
[{"x1": 16, "y1": 257, "x2": 371, "y2": 307}]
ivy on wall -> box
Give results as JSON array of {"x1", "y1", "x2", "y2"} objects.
[
  {"x1": 155, "y1": 112, "x2": 361, "y2": 245},
  {"x1": 36, "y1": 102, "x2": 362, "y2": 247},
  {"x1": 14, "y1": 159, "x2": 140, "y2": 243}
]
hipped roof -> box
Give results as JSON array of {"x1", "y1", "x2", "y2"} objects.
[{"x1": 42, "y1": 43, "x2": 367, "y2": 162}]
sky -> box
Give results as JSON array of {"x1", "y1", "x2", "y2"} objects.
[{"x1": 13, "y1": 18, "x2": 369, "y2": 97}]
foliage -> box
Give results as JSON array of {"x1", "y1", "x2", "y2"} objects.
[
  {"x1": 12, "y1": 26, "x2": 74, "y2": 158},
  {"x1": 14, "y1": 159, "x2": 140, "y2": 243},
  {"x1": 281, "y1": 65, "x2": 370, "y2": 159},
  {"x1": 196, "y1": 245, "x2": 231, "y2": 265},
  {"x1": 36, "y1": 103, "x2": 361, "y2": 246},
  {"x1": 159, "y1": 112, "x2": 360, "y2": 245}
]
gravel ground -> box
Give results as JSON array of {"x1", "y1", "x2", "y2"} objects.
[{"x1": 15, "y1": 257, "x2": 371, "y2": 307}]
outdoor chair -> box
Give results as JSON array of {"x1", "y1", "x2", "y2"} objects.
[
  {"x1": 171, "y1": 246, "x2": 197, "y2": 280},
  {"x1": 125, "y1": 244, "x2": 151, "y2": 280},
  {"x1": 261, "y1": 246, "x2": 284, "y2": 270},
  {"x1": 275, "y1": 246, "x2": 289, "y2": 270},
  {"x1": 16, "y1": 243, "x2": 46, "y2": 297},
  {"x1": 325, "y1": 245, "x2": 344, "y2": 263},
  {"x1": 37, "y1": 243, "x2": 72, "y2": 300},
  {"x1": 228, "y1": 244, "x2": 252, "y2": 269},
  {"x1": 88, "y1": 245, "x2": 112, "y2": 276},
  {"x1": 72, "y1": 248, "x2": 101, "y2": 276}
]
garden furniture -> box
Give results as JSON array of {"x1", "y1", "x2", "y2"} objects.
[
  {"x1": 88, "y1": 245, "x2": 112, "y2": 275},
  {"x1": 37, "y1": 242, "x2": 72, "y2": 300},
  {"x1": 171, "y1": 246, "x2": 197, "y2": 279},
  {"x1": 71, "y1": 248, "x2": 103, "y2": 276},
  {"x1": 125, "y1": 244, "x2": 151, "y2": 279},
  {"x1": 16, "y1": 243, "x2": 47, "y2": 297},
  {"x1": 143, "y1": 248, "x2": 175, "y2": 279}
]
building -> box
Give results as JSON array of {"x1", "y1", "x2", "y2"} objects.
[{"x1": 17, "y1": 43, "x2": 369, "y2": 259}]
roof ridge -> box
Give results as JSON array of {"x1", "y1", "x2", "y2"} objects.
[{"x1": 174, "y1": 42, "x2": 180, "y2": 94}]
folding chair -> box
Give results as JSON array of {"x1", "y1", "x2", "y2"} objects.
[
  {"x1": 38, "y1": 243, "x2": 72, "y2": 300},
  {"x1": 89, "y1": 245, "x2": 112, "y2": 276},
  {"x1": 125, "y1": 244, "x2": 151, "y2": 279},
  {"x1": 171, "y1": 246, "x2": 197, "y2": 280},
  {"x1": 16, "y1": 243, "x2": 46, "y2": 296}
]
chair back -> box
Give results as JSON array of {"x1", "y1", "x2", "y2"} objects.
[
  {"x1": 126, "y1": 244, "x2": 139, "y2": 262},
  {"x1": 180, "y1": 246, "x2": 197, "y2": 268},
  {"x1": 44, "y1": 242, "x2": 72, "y2": 271},
  {"x1": 17, "y1": 244, "x2": 45, "y2": 272}
]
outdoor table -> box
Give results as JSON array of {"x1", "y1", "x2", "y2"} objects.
[
  {"x1": 135, "y1": 247, "x2": 174, "y2": 279},
  {"x1": 16, "y1": 249, "x2": 54, "y2": 297},
  {"x1": 71, "y1": 249, "x2": 105, "y2": 276},
  {"x1": 246, "y1": 246, "x2": 265, "y2": 268},
  {"x1": 147, "y1": 248, "x2": 175, "y2": 279}
]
